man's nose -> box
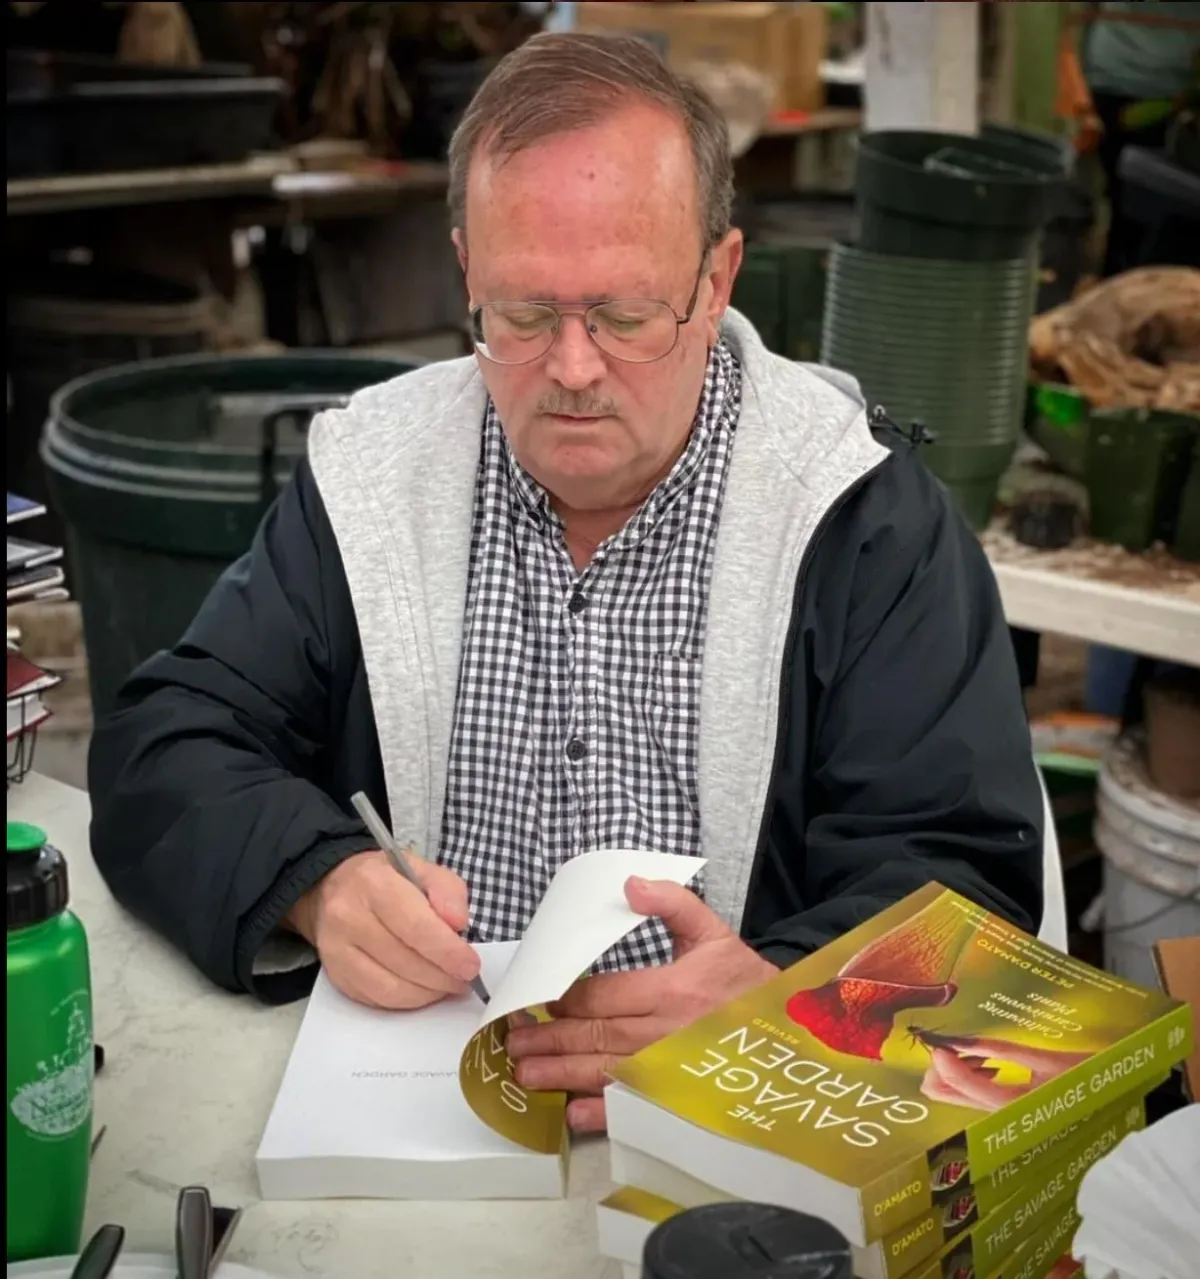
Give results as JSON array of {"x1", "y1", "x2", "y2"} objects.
[{"x1": 544, "y1": 313, "x2": 607, "y2": 391}]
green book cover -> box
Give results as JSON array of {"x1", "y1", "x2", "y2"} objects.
[{"x1": 609, "y1": 883, "x2": 1192, "y2": 1245}]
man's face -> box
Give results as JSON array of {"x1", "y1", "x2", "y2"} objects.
[{"x1": 457, "y1": 102, "x2": 742, "y2": 513}]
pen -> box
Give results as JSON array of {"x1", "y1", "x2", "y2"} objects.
[{"x1": 350, "y1": 791, "x2": 490, "y2": 1005}]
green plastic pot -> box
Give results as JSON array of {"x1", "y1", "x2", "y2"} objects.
[
  {"x1": 733, "y1": 240, "x2": 837, "y2": 364},
  {"x1": 821, "y1": 243, "x2": 1034, "y2": 450},
  {"x1": 779, "y1": 243, "x2": 832, "y2": 363},
  {"x1": 981, "y1": 122, "x2": 1074, "y2": 179},
  {"x1": 731, "y1": 246, "x2": 785, "y2": 354},
  {"x1": 1172, "y1": 439, "x2": 1200, "y2": 563},
  {"x1": 1025, "y1": 382, "x2": 1090, "y2": 479},
  {"x1": 1085, "y1": 408, "x2": 1198, "y2": 552},
  {"x1": 923, "y1": 440, "x2": 1016, "y2": 531},
  {"x1": 821, "y1": 338, "x2": 1028, "y2": 443},
  {"x1": 855, "y1": 130, "x2": 1065, "y2": 261}
]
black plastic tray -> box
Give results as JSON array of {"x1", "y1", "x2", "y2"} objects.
[
  {"x1": 7, "y1": 48, "x2": 252, "y2": 93},
  {"x1": 7, "y1": 77, "x2": 284, "y2": 178}
]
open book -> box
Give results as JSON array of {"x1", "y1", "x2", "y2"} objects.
[{"x1": 256, "y1": 847, "x2": 705, "y2": 1201}]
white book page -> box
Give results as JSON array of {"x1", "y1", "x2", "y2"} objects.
[
  {"x1": 259, "y1": 942, "x2": 526, "y2": 1162},
  {"x1": 478, "y1": 848, "x2": 705, "y2": 1026}
]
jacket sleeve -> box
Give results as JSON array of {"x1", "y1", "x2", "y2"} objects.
[
  {"x1": 87, "y1": 458, "x2": 378, "y2": 1002},
  {"x1": 750, "y1": 446, "x2": 1044, "y2": 965}
]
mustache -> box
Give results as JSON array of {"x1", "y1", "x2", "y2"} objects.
[{"x1": 537, "y1": 390, "x2": 618, "y2": 417}]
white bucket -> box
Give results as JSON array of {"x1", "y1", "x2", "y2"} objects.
[{"x1": 1095, "y1": 733, "x2": 1200, "y2": 992}]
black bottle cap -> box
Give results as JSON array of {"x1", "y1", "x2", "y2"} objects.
[
  {"x1": 642, "y1": 1203, "x2": 852, "y2": 1279},
  {"x1": 7, "y1": 821, "x2": 69, "y2": 931}
]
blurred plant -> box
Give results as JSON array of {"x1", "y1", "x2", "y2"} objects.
[{"x1": 245, "y1": 2, "x2": 549, "y2": 152}]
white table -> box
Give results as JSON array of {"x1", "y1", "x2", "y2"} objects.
[{"x1": 8, "y1": 774, "x2": 621, "y2": 1279}]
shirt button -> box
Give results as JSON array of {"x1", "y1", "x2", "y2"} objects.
[
  {"x1": 566, "y1": 737, "x2": 587, "y2": 762},
  {"x1": 568, "y1": 591, "x2": 587, "y2": 615}
]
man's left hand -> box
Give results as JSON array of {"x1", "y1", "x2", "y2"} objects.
[{"x1": 505, "y1": 874, "x2": 778, "y2": 1133}]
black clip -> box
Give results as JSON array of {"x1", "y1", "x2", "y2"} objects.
[{"x1": 907, "y1": 420, "x2": 936, "y2": 447}]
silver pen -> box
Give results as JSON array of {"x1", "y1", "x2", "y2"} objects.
[{"x1": 350, "y1": 791, "x2": 490, "y2": 1004}]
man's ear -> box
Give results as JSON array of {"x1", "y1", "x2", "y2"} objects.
[
  {"x1": 451, "y1": 227, "x2": 472, "y2": 307},
  {"x1": 704, "y1": 228, "x2": 744, "y2": 346}
]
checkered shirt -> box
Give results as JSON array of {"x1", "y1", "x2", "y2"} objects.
[{"x1": 437, "y1": 342, "x2": 742, "y2": 971}]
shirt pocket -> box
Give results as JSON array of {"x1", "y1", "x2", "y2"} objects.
[{"x1": 647, "y1": 653, "x2": 702, "y2": 793}]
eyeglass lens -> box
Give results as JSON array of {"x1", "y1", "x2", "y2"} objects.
[{"x1": 472, "y1": 299, "x2": 683, "y2": 365}]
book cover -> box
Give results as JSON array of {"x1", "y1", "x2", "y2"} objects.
[
  {"x1": 7, "y1": 651, "x2": 61, "y2": 702},
  {"x1": 607, "y1": 884, "x2": 1192, "y2": 1245},
  {"x1": 7, "y1": 537, "x2": 62, "y2": 574},
  {"x1": 7, "y1": 563, "x2": 65, "y2": 603},
  {"x1": 6, "y1": 493, "x2": 46, "y2": 526},
  {"x1": 6, "y1": 697, "x2": 52, "y2": 743}
]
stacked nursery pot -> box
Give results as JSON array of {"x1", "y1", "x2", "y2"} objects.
[{"x1": 821, "y1": 128, "x2": 1068, "y2": 529}]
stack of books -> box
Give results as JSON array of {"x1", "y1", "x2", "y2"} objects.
[
  {"x1": 8, "y1": 492, "x2": 67, "y2": 606},
  {"x1": 598, "y1": 883, "x2": 1193, "y2": 1279},
  {"x1": 7, "y1": 491, "x2": 68, "y2": 781}
]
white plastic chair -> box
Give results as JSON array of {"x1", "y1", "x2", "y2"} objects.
[{"x1": 1037, "y1": 765, "x2": 1070, "y2": 952}]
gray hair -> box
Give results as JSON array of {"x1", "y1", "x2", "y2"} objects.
[{"x1": 447, "y1": 31, "x2": 734, "y2": 249}]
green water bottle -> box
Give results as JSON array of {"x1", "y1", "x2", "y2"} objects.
[{"x1": 6, "y1": 821, "x2": 94, "y2": 1262}]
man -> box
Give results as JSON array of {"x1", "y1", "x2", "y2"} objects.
[
  {"x1": 1082, "y1": 1, "x2": 1200, "y2": 274},
  {"x1": 89, "y1": 32, "x2": 1042, "y2": 1134}
]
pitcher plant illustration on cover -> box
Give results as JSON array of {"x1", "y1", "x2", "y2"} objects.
[{"x1": 782, "y1": 889, "x2": 1091, "y2": 1113}]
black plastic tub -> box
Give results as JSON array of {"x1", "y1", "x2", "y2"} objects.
[
  {"x1": 42, "y1": 350, "x2": 423, "y2": 717},
  {"x1": 6, "y1": 48, "x2": 252, "y2": 92},
  {"x1": 7, "y1": 77, "x2": 283, "y2": 178}
]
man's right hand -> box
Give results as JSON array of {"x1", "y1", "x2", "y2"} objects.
[{"x1": 286, "y1": 850, "x2": 481, "y2": 1010}]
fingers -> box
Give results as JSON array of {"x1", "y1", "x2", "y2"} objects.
[
  {"x1": 508, "y1": 1015, "x2": 659, "y2": 1060},
  {"x1": 512, "y1": 1051, "x2": 616, "y2": 1095},
  {"x1": 353, "y1": 911, "x2": 468, "y2": 998},
  {"x1": 923, "y1": 1047, "x2": 1009, "y2": 1112},
  {"x1": 364, "y1": 861, "x2": 481, "y2": 984},
  {"x1": 310, "y1": 851, "x2": 481, "y2": 1009},
  {"x1": 946, "y1": 1038, "x2": 1090, "y2": 1078},
  {"x1": 413, "y1": 857, "x2": 471, "y2": 934},
  {"x1": 625, "y1": 876, "x2": 728, "y2": 956},
  {"x1": 549, "y1": 968, "x2": 664, "y2": 1019},
  {"x1": 566, "y1": 1095, "x2": 607, "y2": 1134},
  {"x1": 326, "y1": 945, "x2": 451, "y2": 1012}
]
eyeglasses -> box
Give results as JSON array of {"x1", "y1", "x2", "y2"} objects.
[{"x1": 468, "y1": 258, "x2": 707, "y2": 366}]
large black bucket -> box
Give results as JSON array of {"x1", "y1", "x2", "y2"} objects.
[{"x1": 41, "y1": 350, "x2": 422, "y2": 719}]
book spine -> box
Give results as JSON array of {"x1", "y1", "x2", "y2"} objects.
[
  {"x1": 909, "y1": 1199, "x2": 1081, "y2": 1279},
  {"x1": 973, "y1": 1097, "x2": 1144, "y2": 1274},
  {"x1": 974, "y1": 1086, "x2": 1150, "y2": 1219},
  {"x1": 875, "y1": 1204, "x2": 944, "y2": 1279},
  {"x1": 989, "y1": 1201, "x2": 1082, "y2": 1279},
  {"x1": 966, "y1": 1003, "x2": 1192, "y2": 1175},
  {"x1": 861, "y1": 1152, "x2": 938, "y2": 1243}
]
